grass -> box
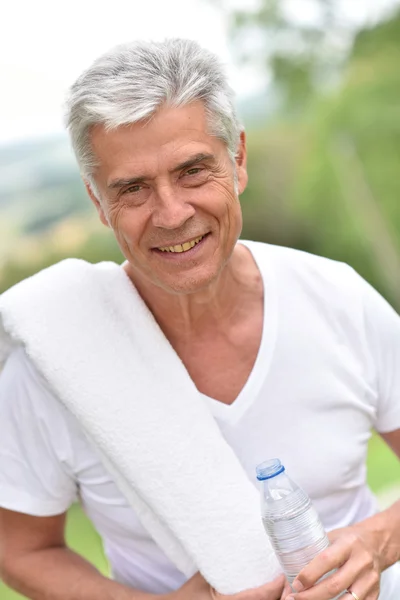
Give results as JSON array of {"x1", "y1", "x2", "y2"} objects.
[
  {"x1": 1, "y1": 434, "x2": 399, "y2": 599},
  {"x1": 367, "y1": 433, "x2": 400, "y2": 491}
]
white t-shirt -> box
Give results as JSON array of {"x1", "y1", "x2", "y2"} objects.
[{"x1": 1, "y1": 241, "x2": 400, "y2": 597}]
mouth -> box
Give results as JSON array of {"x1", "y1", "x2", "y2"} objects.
[{"x1": 155, "y1": 233, "x2": 208, "y2": 254}]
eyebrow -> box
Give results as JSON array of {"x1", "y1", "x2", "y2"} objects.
[
  {"x1": 172, "y1": 152, "x2": 215, "y2": 173},
  {"x1": 108, "y1": 152, "x2": 215, "y2": 190}
]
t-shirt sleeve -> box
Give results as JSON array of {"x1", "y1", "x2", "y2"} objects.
[
  {"x1": 0, "y1": 347, "x2": 78, "y2": 515},
  {"x1": 360, "y1": 277, "x2": 400, "y2": 433}
]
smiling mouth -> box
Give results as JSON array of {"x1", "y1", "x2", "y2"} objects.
[{"x1": 157, "y1": 234, "x2": 206, "y2": 253}]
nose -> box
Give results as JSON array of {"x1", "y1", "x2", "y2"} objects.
[{"x1": 151, "y1": 184, "x2": 196, "y2": 230}]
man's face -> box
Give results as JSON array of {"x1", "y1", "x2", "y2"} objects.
[{"x1": 88, "y1": 101, "x2": 248, "y2": 294}]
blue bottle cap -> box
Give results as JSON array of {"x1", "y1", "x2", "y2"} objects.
[{"x1": 256, "y1": 458, "x2": 285, "y2": 480}]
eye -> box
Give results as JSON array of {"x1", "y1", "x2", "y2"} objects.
[
  {"x1": 119, "y1": 183, "x2": 150, "y2": 206},
  {"x1": 181, "y1": 167, "x2": 209, "y2": 186},
  {"x1": 123, "y1": 184, "x2": 142, "y2": 194},
  {"x1": 185, "y1": 167, "x2": 203, "y2": 176}
]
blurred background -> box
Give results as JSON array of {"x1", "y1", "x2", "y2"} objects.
[{"x1": 1, "y1": 0, "x2": 400, "y2": 597}]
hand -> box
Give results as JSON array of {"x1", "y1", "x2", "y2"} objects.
[
  {"x1": 212, "y1": 574, "x2": 286, "y2": 600},
  {"x1": 282, "y1": 525, "x2": 382, "y2": 600},
  {"x1": 167, "y1": 572, "x2": 286, "y2": 600}
]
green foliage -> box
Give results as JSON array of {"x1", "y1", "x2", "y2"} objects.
[
  {"x1": 367, "y1": 433, "x2": 400, "y2": 492},
  {"x1": 231, "y1": 0, "x2": 347, "y2": 110},
  {"x1": 288, "y1": 11, "x2": 400, "y2": 306},
  {"x1": 0, "y1": 228, "x2": 123, "y2": 294},
  {"x1": 234, "y1": 7, "x2": 400, "y2": 309}
]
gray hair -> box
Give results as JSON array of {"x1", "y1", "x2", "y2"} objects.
[{"x1": 65, "y1": 38, "x2": 242, "y2": 187}]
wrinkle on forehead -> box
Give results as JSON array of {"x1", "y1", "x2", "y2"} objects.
[
  {"x1": 94, "y1": 115, "x2": 227, "y2": 186},
  {"x1": 90, "y1": 103, "x2": 229, "y2": 189}
]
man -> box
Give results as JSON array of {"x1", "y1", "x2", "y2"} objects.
[{"x1": 0, "y1": 39, "x2": 399, "y2": 600}]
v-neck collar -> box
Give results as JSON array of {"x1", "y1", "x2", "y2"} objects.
[{"x1": 199, "y1": 240, "x2": 278, "y2": 425}]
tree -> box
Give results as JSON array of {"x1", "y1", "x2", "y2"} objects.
[
  {"x1": 289, "y1": 9, "x2": 400, "y2": 305},
  {"x1": 228, "y1": 0, "x2": 353, "y2": 110},
  {"x1": 229, "y1": 3, "x2": 400, "y2": 306}
]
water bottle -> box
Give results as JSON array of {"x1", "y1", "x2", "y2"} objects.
[{"x1": 256, "y1": 458, "x2": 340, "y2": 597}]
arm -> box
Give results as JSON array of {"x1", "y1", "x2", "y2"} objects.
[
  {"x1": 374, "y1": 428, "x2": 400, "y2": 570},
  {"x1": 0, "y1": 508, "x2": 285, "y2": 600},
  {"x1": 0, "y1": 351, "x2": 138, "y2": 599},
  {"x1": 283, "y1": 277, "x2": 400, "y2": 600},
  {"x1": 0, "y1": 508, "x2": 158, "y2": 600}
]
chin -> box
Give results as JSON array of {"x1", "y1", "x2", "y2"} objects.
[{"x1": 157, "y1": 268, "x2": 220, "y2": 295}]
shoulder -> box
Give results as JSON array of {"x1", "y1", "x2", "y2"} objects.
[
  {"x1": 0, "y1": 258, "x2": 125, "y2": 372},
  {"x1": 245, "y1": 241, "x2": 400, "y2": 357},
  {"x1": 0, "y1": 346, "x2": 80, "y2": 438},
  {"x1": 242, "y1": 240, "x2": 360, "y2": 298},
  {"x1": 242, "y1": 240, "x2": 379, "y2": 342},
  {"x1": 1, "y1": 345, "x2": 47, "y2": 398},
  {"x1": 2, "y1": 345, "x2": 56, "y2": 395}
]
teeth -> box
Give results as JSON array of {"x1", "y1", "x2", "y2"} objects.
[{"x1": 158, "y1": 235, "x2": 204, "y2": 253}]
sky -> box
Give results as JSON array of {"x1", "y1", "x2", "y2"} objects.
[{"x1": 1, "y1": 0, "x2": 399, "y2": 145}]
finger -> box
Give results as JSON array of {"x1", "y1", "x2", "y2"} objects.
[
  {"x1": 286, "y1": 569, "x2": 380, "y2": 600},
  {"x1": 288, "y1": 569, "x2": 352, "y2": 599},
  {"x1": 346, "y1": 570, "x2": 381, "y2": 600},
  {"x1": 290, "y1": 553, "x2": 366, "y2": 600},
  {"x1": 345, "y1": 589, "x2": 378, "y2": 600},
  {"x1": 292, "y1": 539, "x2": 351, "y2": 592},
  {"x1": 280, "y1": 579, "x2": 293, "y2": 600}
]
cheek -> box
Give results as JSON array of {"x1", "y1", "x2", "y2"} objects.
[
  {"x1": 215, "y1": 184, "x2": 242, "y2": 226},
  {"x1": 107, "y1": 202, "x2": 126, "y2": 230},
  {"x1": 229, "y1": 202, "x2": 243, "y2": 240},
  {"x1": 108, "y1": 206, "x2": 149, "y2": 242},
  {"x1": 200, "y1": 180, "x2": 239, "y2": 215}
]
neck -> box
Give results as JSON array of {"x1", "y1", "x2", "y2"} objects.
[{"x1": 123, "y1": 244, "x2": 261, "y2": 340}]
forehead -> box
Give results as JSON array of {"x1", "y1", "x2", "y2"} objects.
[{"x1": 90, "y1": 101, "x2": 224, "y2": 179}]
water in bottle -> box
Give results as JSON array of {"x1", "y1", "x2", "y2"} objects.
[{"x1": 256, "y1": 458, "x2": 340, "y2": 597}]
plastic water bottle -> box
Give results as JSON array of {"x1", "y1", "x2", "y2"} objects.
[{"x1": 256, "y1": 458, "x2": 340, "y2": 597}]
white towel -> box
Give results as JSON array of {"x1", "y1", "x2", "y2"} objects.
[{"x1": 0, "y1": 258, "x2": 281, "y2": 594}]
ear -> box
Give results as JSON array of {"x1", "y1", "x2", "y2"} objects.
[
  {"x1": 84, "y1": 180, "x2": 110, "y2": 228},
  {"x1": 235, "y1": 130, "x2": 248, "y2": 195}
]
